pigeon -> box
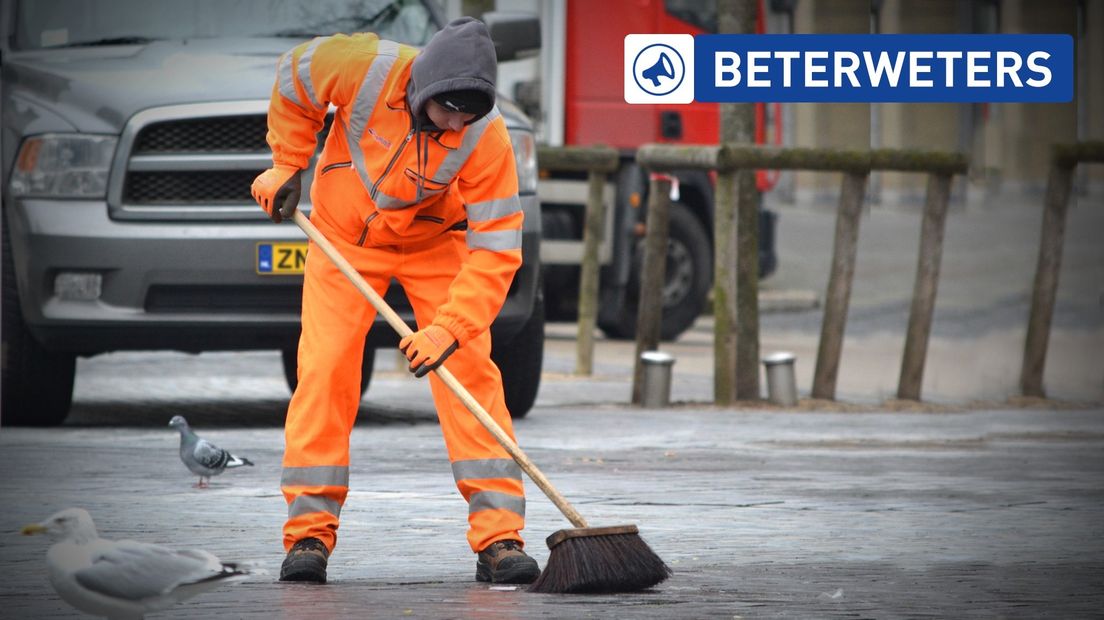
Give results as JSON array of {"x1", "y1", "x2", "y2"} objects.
[
  {"x1": 21, "y1": 508, "x2": 253, "y2": 620},
  {"x1": 167, "y1": 415, "x2": 254, "y2": 488}
]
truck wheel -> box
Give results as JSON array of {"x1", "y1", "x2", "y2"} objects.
[
  {"x1": 282, "y1": 346, "x2": 373, "y2": 397},
  {"x1": 1, "y1": 219, "x2": 76, "y2": 426},
  {"x1": 491, "y1": 294, "x2": 544, "y2": 419},
  {"x1": 600, "y1": 202, "x2": 712, "y2": 341}
]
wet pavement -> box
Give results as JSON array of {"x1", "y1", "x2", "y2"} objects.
[
  {"x1": 1, "y1": 200, "x2": 1102, "y2": 617},
  {"x1": 2, "y1": 351, "x2": 1103, "y2": 618}
]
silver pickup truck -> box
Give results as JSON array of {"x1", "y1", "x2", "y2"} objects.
[{"x1": 1, "y1": 0, "x2": 544, "y2": 425}]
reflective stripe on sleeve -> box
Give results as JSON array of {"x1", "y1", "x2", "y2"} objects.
[
  {"x1": 277, "y1": 51, "x2": 305, "y2": 109},
  {"x1": 466, "y1": 196, "x2": 521, "y2": 223},
  {"x1": 297, "y1": 37, "x2": 329, "y2": 110},
  {"x1": 466, "y1": 228, "x2": 522, "y2": 252}
]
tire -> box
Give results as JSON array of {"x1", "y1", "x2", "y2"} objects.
[
  {"x1": 599, "y1": 202, "x2": 712, "y2": 341},
  {"x1": 282, "y1": 345, "x2": 374, "y2": 397},
  {"x1": 491, "y1": 294, "x2": 544, "y2": 419},
  {"x1": 1, "y1": 216, "x2": 76, "y2": 427}
]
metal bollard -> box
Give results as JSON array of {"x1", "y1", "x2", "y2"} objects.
[
  {"x1": 762, "y1": 352, "x2": 798, "y2": 406},
  {"x1": 640, "y1": 351, "x2": 675, "y2": 408}
]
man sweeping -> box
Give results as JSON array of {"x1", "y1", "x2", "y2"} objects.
[{"x1": 251, "y1": 17, "x2": 538, "y2": 585}]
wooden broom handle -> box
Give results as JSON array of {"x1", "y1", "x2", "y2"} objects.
[{"x1": 293, "y1": 211, "x2": 589, "y2": 528}]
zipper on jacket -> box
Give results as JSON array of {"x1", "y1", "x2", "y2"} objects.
[
  {"x1": 370, "y1": 125, "x2": 415, "y2": 201},
  {"x1": 356, "y1": 212, "x2": 379, "y2": 246},
  {"x1": 321, "y1": 161, "x2": 352, "y2": 175},
  {"x1": 413, "y1": 215, "x2": 445, "y2": 224}
]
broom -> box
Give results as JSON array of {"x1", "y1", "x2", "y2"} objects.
[{"x1": 292, "y1": 211, "x2": 670, "y2": 593}]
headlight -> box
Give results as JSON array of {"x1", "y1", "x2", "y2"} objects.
[
  {"x1": 508, "y1": 129, "x2": 538, "y2": 194},
  {"x1": 10, "y1": 134, "x2": 117, "y2": 198}
]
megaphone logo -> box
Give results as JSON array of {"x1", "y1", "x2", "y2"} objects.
[
  {"x1": 641, "y1": 52, "x2": 675, "y2": 87},
  {"x1": 633, "y1": 44, "x2": 684, "y2": 95},
  {"x1": 625, "y1": 35, "x2": 694, "y2": 103}
]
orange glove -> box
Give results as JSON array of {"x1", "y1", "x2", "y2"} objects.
[
  {"x1": 399, "y1": 325, "x2": 459, "y2": 378},
  {"x1": 251, "y1": 165, "x2": 302, "y2": 223}
]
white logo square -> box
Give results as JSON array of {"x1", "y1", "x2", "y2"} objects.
[{"x1": 624, "y1": 34, "x2": 695, "y2": 104}]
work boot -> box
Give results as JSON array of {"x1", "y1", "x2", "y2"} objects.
[
  {"x1": 280, "y1": 537, "x2": 329, "y2": 583},
  {"x1": 476, "y1": 540, "x2": 540, "y2": 584}
]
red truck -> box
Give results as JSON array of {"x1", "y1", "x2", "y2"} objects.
[{"x1": 525, "y1": 0, "x2": 779, "y2": 340}]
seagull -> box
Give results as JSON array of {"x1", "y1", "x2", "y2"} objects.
[
  {"x1": 21, "y1": 508, "x2": 253, "y2": 620},
  {"x1": 168, "y1": 415, "x2": 254, "y2": 488}
]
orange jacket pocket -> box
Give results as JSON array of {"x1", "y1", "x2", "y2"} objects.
[
  {"x1": 404, "y1": 167, "x2": 450, "y2": 200},
  {"x1": 311, "y1": 163, "x2": 373, "y2": 243}
]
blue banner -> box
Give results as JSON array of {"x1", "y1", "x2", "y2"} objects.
[{"x1": 693, "y1": 34, "x2": 1073, "y2": 103}]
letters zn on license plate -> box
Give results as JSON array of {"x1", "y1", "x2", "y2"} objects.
[{"x1": 257, "y1": 242, "x2": 308, "y2": 275}]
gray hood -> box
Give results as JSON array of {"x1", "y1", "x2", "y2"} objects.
[{"x1": 407, "y1": 17, "x2": 497, "y2": 121}]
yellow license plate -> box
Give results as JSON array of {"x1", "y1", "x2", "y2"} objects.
[{"x1": 256, "y1": 242, "x2": 308, "y2": 275}]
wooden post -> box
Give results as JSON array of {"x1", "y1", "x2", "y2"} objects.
[
  {"x1": 713, "y1": 168, "x2": 739, "y2": 405},
  {"x1": 719, "y1": 0, "x2": 761, "y2": 401},
  {"x1": 575, "y1": 170, "x2": 607, "y2": 375},
  {"x1": 632, "y1": 177, "x2": 672, "y2": 405},
  {"x1": 635, "y1": 142, "x2": 970, "y2": 404},
  {"x1": 812, "y1": 172, "x2": 868, "y2": 400},
  {"x1": 1020, "y1": 161, "x2": 1075, "y2": 397},
  {"x1": 537, "y1": 144, "x2": 618, "y2": 376},
  {"x1": 897, "y1": 173, "x2": 953, "y2": 401},
  {"x1": 735, "y1": 166, "x2": 761, "y2": 400}
]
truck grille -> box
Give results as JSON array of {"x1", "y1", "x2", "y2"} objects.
[
  {"x1": 126, "y1": 170, "x2": 259, "y2": 203},
  {"x1": 133, "y1": 115, "x2": 270, "y2": 153},
  {"x1": 115, "y1": 104, "x2": 331, "y2": 216}
]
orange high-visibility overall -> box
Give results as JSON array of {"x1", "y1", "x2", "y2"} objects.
[{"x1": 267, "y1": 32, "x2": 526, "y2": 555}]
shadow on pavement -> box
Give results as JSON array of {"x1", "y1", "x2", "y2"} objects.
[{"x1": 64, "y1": 399, "x2": 438, "y2": 429}]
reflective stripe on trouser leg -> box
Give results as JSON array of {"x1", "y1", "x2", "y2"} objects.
[
  {"x1": 282, "y1": 223, "x2": 395, "y2": 553},
  {"x1": 281, "y1": 467, "x2": 348, "y2": 552},
  {"x1": 453, "y1": 460, "x2": 527, "y2": 552},
  {"x1": 398, "y1": 233, "x2": 527, "y2": 552}
]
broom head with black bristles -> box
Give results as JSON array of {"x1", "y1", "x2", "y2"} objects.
[{"x1": 528, "y1": 525, "x2": 671, "y2": 594}]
